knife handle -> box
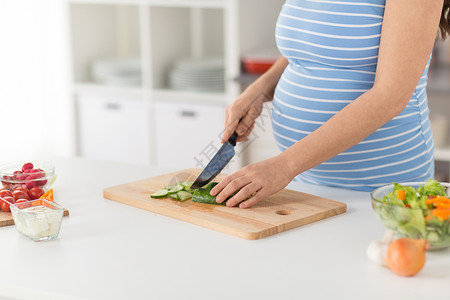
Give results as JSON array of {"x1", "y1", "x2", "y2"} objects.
[{"x1": 229, "y1": 132, "x2": 238, "y2": 146}]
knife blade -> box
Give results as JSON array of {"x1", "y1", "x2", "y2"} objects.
[{"x1": 190, "y1": 132, "x2": 238, "y2": 189}]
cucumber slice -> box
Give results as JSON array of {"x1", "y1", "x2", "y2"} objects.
[
  {"x1": 426, "y1": 231, "x2": 440, "y2": 243},
  {"x1": 168, "y1": 184, "x2": 184, "y2": 194},
  {"x1": 169, "y1": 193, "x2": 178, "y2": 200},
  {"x1": 150, "y1": 188, "x2": 169, "y2": 198},
  {"x1": 181, "y1": 181, "x2": 193, "y2": 188},
  {"x1": 177, "y1": 191, "x2": 192, "y2": 201}
]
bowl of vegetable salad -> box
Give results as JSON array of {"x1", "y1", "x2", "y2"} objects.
[{"x1": 371, "y1": 179, "x2": 450, "y2": 250}]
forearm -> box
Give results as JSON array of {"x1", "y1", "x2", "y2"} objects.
[
  {"x1": 279, "y1": 87, "x2": 410, "y2": 178},
  {"x1": 250, "y1": 56, "x2": 288, "y2": 101}
]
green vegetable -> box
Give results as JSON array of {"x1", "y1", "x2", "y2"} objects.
[
  {"x1": 150, "y1": 189, "x2": 169, "y2": 198},
  {"x1": 177, "y1": 191, "x2": 192, "y2": 201},
  {"x1": 168, "y1": 184, "x2": 184, "y2": 194},
  {"x1": 416, "y1": 179, "x2": 447, "y2": 197},
  {"x1": 375, "y1": 179, "x2": 450, "y2": 249},
  {"x1": 150, "y1": 182, "x2": 193, "y2": 201},
  {"x1": 192, "y1": 182, "x2": 226, "y2": 206},
  {"x1": 181, "y1": 181, "x2": 193, "y2": 192}
]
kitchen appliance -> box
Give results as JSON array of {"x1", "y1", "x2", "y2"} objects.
[{"x1": 103, "y1": 169, "x2": 347, "y2": 239}]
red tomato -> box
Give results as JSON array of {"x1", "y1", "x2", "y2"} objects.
[
  {"x1": 14, "y1": 199, "x2": 29, "y2": 209},
  {"x1": 1, "y1": 196, "x2": 15, "y2": 212},
  {"x1": 14, "y1": 185, "x2": 28, "y2": 193},
  {"x1": 0, "y1": 189, "x2": 12, "y2": 198},
  {"x1": 11, "y1": 190, "x2": 29, "y2": 201},
  {"x1": 15, "y1": 174, "x2": 27, "y2": 181},
  {"x1": 22, "y1": 162, "x2": 33, "y2": 173},
  {"x1": 28, "y1": 187, "x2": 45, "y2": 200}
]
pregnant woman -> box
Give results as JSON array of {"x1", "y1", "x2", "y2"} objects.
[{"x1": 211, "y1": 0, "x2": 450, "y2": 208}]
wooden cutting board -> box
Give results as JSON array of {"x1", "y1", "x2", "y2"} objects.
[
  {"x1": 103, "y1": 169, "x2": 346, "y2": 240},
  {"x1": 0, "y1": 209, "x2": 69, "y2": 227}
]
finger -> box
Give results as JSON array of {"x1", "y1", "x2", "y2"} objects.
[
  {"x1": 215, "y1": 176, "x2": 251, "y2": 203},
  {"x1": 225, "y1": 183, "x2": 261, "y2": 207},
  {"x1": 222, "y1": 111, "x2": 240, "y2": 143},
  {"x1": 236, "y1": 113, "x2": 255, "y2": 136},
  {"x1": 239, "y1": 188, "x2": 267, "y2": 209},
  {"x1": 236, "y1": 124, "x2": 254, "y2": 142},
  {"x1": 210, "y1": 171, "x2": 243, "y2": 196}
]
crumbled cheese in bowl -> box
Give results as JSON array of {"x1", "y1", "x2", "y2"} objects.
[{"x1": 11, "y1": 204, "x2": 63, "y2": 241}]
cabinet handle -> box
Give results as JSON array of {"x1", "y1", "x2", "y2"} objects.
[
  {"x1": 105, "y1": 103, "x2": 120, "y2": 110},
  {"x1": 180, "y1": 110, "x2": 196, "y2": 118}
]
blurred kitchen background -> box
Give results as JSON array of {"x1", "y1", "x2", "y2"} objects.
[{"x1": 0, "y1": 0, "x2": 449, "y2": 181}]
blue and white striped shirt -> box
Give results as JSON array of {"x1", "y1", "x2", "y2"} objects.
[{"x1": 273, "y1": 0, "x2": 434, "y2": 191}]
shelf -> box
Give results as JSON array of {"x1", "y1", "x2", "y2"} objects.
[
  {"x1": 152, "y1": 89, "x2": 228, "y2": 106},
  {"x1": 73, "y1": 83, "x2": 145, "y2": 98},
  {"x1": 67, "y1": 0, "x2": 227, "y2": 8}
]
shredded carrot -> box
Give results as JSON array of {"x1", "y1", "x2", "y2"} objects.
[
  {"x1": 431, "y1": 209, "x2": 450, "y2": 221},
  {"x1": 436, "y1": 202, "x2": 450, "y2": 209},
  {"x1": 425, "y1": 195, "x2": 450, "y2": 205},
  {"x1": 397, "y1": 190, "x2": 406, "y2": 201}
]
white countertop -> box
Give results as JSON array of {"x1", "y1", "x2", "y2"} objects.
[{"x1": 0, "y1": 157, "x2": 449, "y2": 300}]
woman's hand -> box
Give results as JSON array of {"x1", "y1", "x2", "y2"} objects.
[
  {"x1": 221, "y1": 86, "x2": 268, "y2": 143},
  {"x1": 210, "y1": 155, "x2": 295, "y2": 208},
  {"x1": 221, "y1": 56, "x2": 288, "y2": 143}
]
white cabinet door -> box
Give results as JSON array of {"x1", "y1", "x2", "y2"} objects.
[
  {"x1": 153, "y1": 102, "x2": 225, "y2": 169},
  {"x1": 77, "y1": 95, "x2": 151, "y2": 164}
]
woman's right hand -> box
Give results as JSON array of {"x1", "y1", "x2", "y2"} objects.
[
  {"x1": 221, "y1": 85, "x2": 270, "y2": 143},
  {"x1": 221, "y1": 56, "x2": 288, "y2": 143}
]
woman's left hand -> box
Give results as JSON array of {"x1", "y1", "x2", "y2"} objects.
[{"x1": 210, "y1": 155, "x2": 295, "y2": 208}]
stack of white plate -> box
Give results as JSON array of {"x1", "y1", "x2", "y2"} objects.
[
  {"x1": 91, "y1": 58, "x2": 141, "y2": 87},
  {"x1": 169, "y1": 58, "x2": 225, "y2": 92}
]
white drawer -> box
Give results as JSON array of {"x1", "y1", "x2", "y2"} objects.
[
  {"x1": 77, "y1": 95, "x2": 151, "y2": 164},
  {"x1": 153, "y1": 102, "x2": 225, "y2": 169}
]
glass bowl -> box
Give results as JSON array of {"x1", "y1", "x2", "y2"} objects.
[
  {"x1": 371, "y1": 182, "x2": 450, "y2": 250},
  {"x1": 10, "y1": 199, "x2": 63, "y2": 241},
  {"x1": 0, "y1": 161, "x2": 55, "y2": 201}
]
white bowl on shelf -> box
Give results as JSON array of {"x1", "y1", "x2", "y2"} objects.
[{"x1": 91, "y1": 58, "x2": 142, "y2": 87}]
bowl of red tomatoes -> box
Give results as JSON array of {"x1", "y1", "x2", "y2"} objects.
[{"x1": 0, "y1": 161, "x2": 55, "y2": 212}]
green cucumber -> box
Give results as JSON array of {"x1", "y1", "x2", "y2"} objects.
[
  {"x1": 168, "y1": 184, "x2": 184, "y2": 194},
  {"x1": 181, "y1": 181, "x2": 193, "y2": 188},
  {"x1": 181, "y1": 181, "x2": 193, "y2": 192},
  {"x1": 426, "y1": 231, "x2": 440, "y2": 243},
  {"x1": 150, "y1": 189, "x2": 169, "y2": 198},
  {"x1": 192, "y1": 182, "x2": 226, "y2": 206},
  {"x1": 177, "y1": 191, "x2": 192, "y2": 201},
  {"x1": 169, "y1": 193, "x2": 178, "y2": 199}
]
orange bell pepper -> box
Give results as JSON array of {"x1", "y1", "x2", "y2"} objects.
[{"x1": 39, "y1": 188, "x2": 53, "y2": 202}]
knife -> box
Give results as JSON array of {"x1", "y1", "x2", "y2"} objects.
[{"x1": 190, "y1": 132, "x2": 238, "y2": 189}]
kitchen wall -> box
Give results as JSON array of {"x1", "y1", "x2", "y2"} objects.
[{"x1": 0, "y1": 0, "x2": 72, "y2": 162}]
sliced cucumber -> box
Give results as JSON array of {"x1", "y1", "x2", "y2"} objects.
[
  {"x1": 169, "y1": 193, "x2": 178, "y2": 200},
  {"x1": 181, "y1": 181, "x2": 193, "y2": 188},
  {"x1": 150, "y1": 188, "x2": 169, "y2": 198},
  {"x1": 177, "y1": 191, "x2": 192, "y2": 201},
  {"x1": 426, "y1": 231, "x2": 440, "y2": 243},
  {"x1": 168, "y1": 184, "x2": 184, "y2": 194}
]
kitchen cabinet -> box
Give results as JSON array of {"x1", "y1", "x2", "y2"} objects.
[
  {"x1": 67, "y1": 0, "x2": 285, "y2": 168},
  {"x1": 153, "y1": 102, "x2": 224, "y2": 169},
  {"x1": 77, "y1": 95, "x2": 151, "y2": 164}
]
